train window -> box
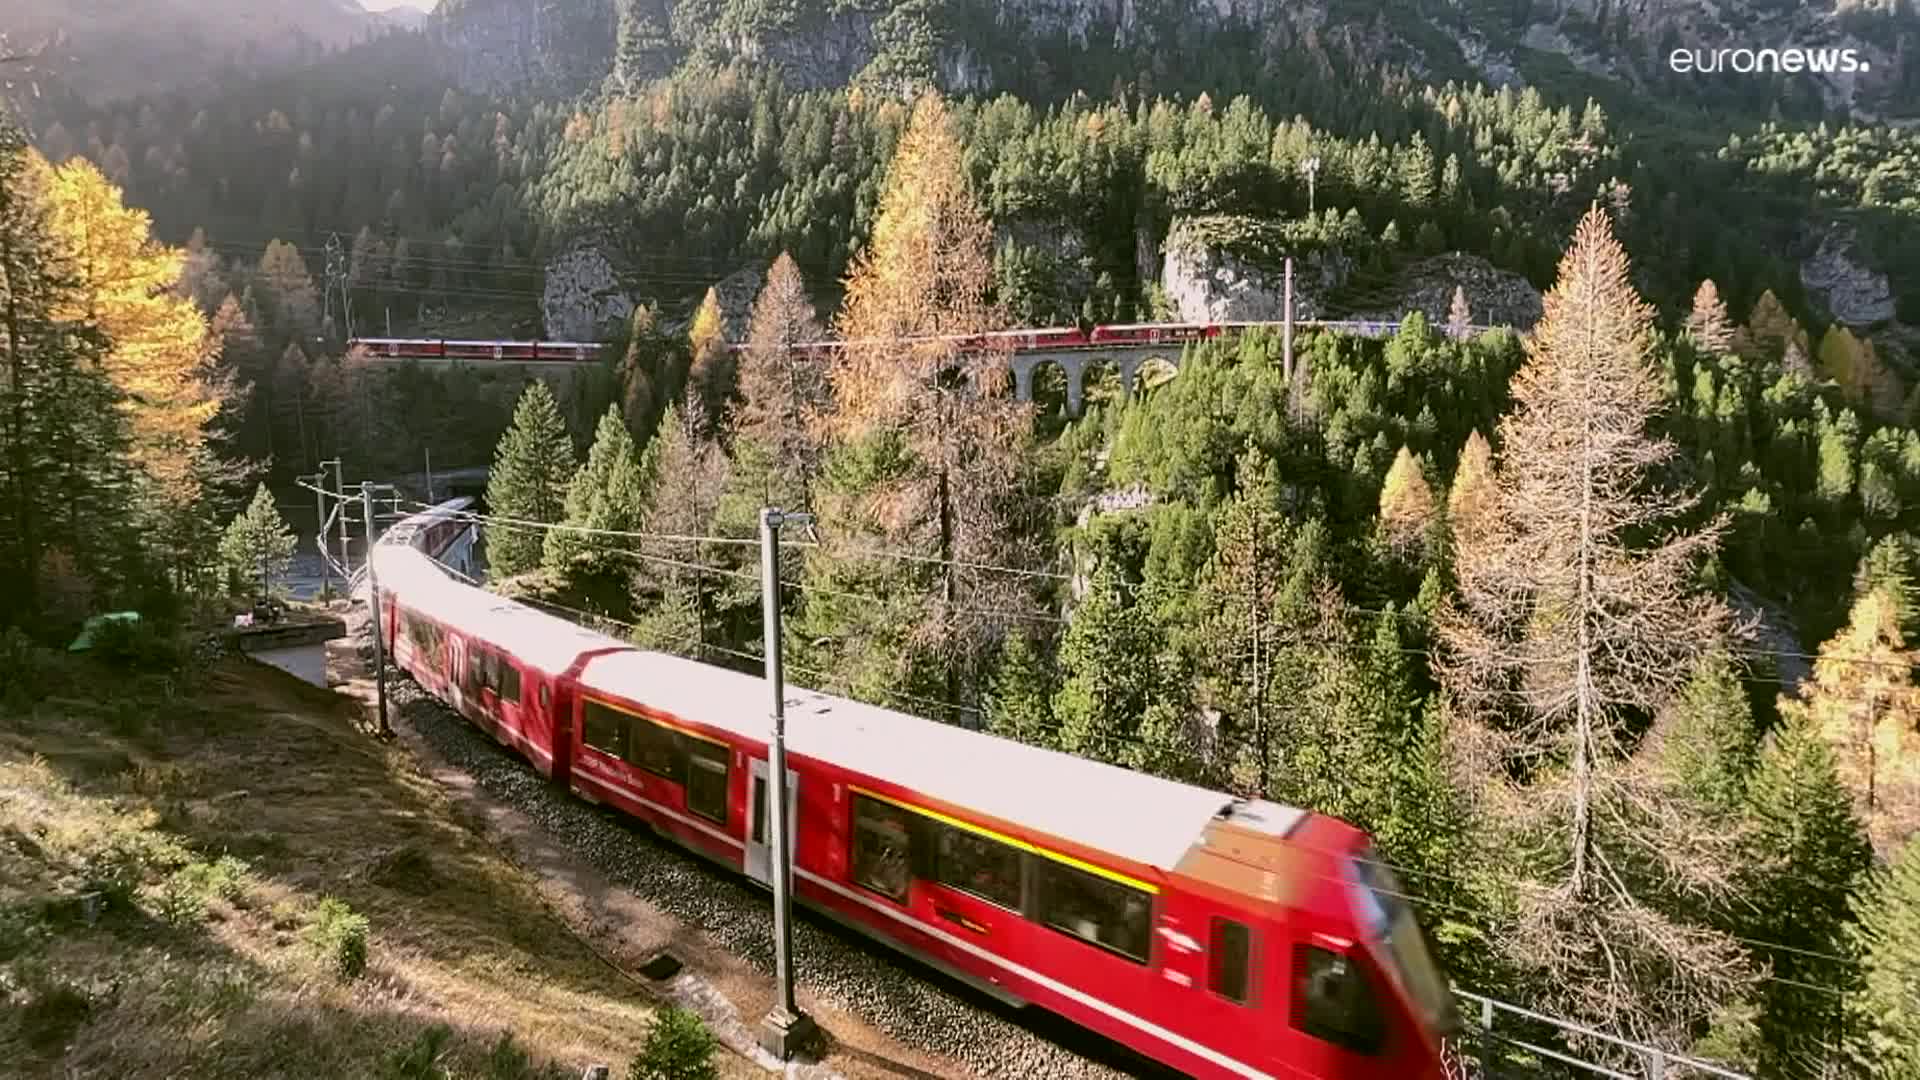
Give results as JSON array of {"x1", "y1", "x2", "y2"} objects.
[
  {"x1": 1034, "y1": 862, "x2": 1152, "y2": 963},
  {"x1": 498, "y1": 661, "x2": 521, "y2": 704},
  {"x1": 850, "y1": 795, "x2": 913, "y2": 903},
  {"x1": 464, "y1": 647, "x2": 485, "y2": 696},
  {"x1": 627, "y1": 718, "x2": 684, "y2": 781},
  {"x1": 1291, "y1": 945, "x2": 1384, "y2": 1054},
  {"x1": 581, "y1": 700, "x2": 628, "y2": 760},
  {"x1": 933, "y1": 825, "x2": 1022, "y2": 910},
  {"x1": 538, "y1": 685, "x2": 551, "y2": 711},
  {"x1": 685, "y1": 740, "x2": 728, "y2": 824},
  {"x1": 1209, "y1": 918, "x2": 1253, "y2": 1004}
]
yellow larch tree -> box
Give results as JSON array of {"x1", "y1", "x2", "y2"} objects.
[
  {"x1": 41, "y1": 157, "x2": 217, "y2": 509},
  {"x1": 1781, "y1": 587, "x2": 1920, "y2": 857},
  {"x1": 1378, "y1": 444, "x2": 1437, "y2": 556}
]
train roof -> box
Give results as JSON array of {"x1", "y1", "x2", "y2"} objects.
[
  {"x1": 576, "y1": 649, "x2": 1304, "y2": 875},
  {"x1": 373, "y1": 543, "x2": 622, "y2": 673}
]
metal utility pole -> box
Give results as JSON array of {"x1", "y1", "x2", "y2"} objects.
[
  {"x1": 1282, "y1": 256, "x2": 1295, "y2": 383},
  {"x1": 362, "y1": 481, "x2": 391, "y2": 738},
  {"x1": 1302, "y1": 155, "x2": 1320, "y2": 215},
  {"x1": 310, "y1": 471, "x2": 331, "y2": 599},
  {"x1": 325, "y1": 458, "x2": 348, "y2": 574},
  {"x1": 758, "y1": 507, "x2": 816, "y2": 1061}
]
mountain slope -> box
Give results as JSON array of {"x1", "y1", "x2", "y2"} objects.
[{"x1": 1, "y1": 0, "x2": 414, "y2": 102}]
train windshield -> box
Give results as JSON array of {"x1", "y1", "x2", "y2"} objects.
[{"x1": 1348, "y1": 850, "x2": 1456, "y2": 1035}]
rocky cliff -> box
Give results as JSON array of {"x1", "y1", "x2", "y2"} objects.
[{"x1": 426, "y1": 0, "x2": 1916, "y2": 120}]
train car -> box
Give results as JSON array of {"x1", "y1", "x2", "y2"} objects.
[
  {"x1": 1089, "y1": 323, "x2": 1226, "y2": 347},
  {"x1": 370, "y1": 509, "x2": 1457, "y2": 1080},
  {"x1": 351, "y1": 337, "x2": 444, "y2": 360}
]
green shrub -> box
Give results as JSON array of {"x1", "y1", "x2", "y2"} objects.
[
  {"x1": 385, "y1": 1024, "x2": 452, "y2": 1080},
  {"x1": 154, "y1": 856, "x2": 253, "y2": 926},
  {"x1": 627, "y1": 1006, "x2": 718, "y2": 1080},
  {"x1": 0, "y1": 904, "x2": 44, "y2": 962},
  {"x1": 91, "y1": 617, "x2": 180, "y2": 672},
  {"x1": 304, "y1": 897, "x2": 369, "y2": 979}
]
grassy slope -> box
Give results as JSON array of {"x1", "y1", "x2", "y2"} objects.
[{"x1": 0, "y1": 650, "x2": 755, "y2": 1080}]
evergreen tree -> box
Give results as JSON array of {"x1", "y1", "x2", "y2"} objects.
[
  {"x1": 217, "y1": 482, "x2": 297, "y2": 599},
  {"x1": 1653, "y1": 651, "x2": 1760, "y2": 812},
  {"x1": 1849, "y1": 834, "x2": 1920, "y2": 1078},
  {"x1": 543, "y1": 405, "x2": 657, "y2": 583},
  {"x1": 1738, "y1": 717, "x2": 1874, "y2": 1079},
  {"x1": 485, "y1": 381, "x2": 577, "y2": 579},
  {"x1": 1054, "y1": 564, "x2": 1166, "y2": 767},
  {"x1": 1194, "y1": 453, "x2": 1293, "y2": 793},
  {"x1": 628, "y1": 398, "x2": 730, "y2": 659},
  {"x1": 984, "y1": 631, "x2": 1055, "y2": 748}
]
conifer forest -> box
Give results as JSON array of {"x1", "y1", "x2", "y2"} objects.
[{"x1": 3, "y1": 2, "x2": 1920, "y2": 1078}]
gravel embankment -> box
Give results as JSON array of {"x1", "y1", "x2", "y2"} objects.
[{"x1": 368, "y1": 644, "x2": 1160, "y2": 1080}]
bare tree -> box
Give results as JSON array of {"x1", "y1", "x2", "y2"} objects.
[
  {"x1": 1686, "y1": 280, "x2": 1733, "y2": 355},
  {"x1": 1437, "y1": 206, "x2": 1750, "y2": 1051}
]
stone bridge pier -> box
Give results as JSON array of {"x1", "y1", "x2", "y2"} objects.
[{"x1": 1010, "y1": 349, "x2": 1164, "y2": 417}]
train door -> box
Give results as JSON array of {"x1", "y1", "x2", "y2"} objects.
[{"x1": 744, "y1": 756, "x2": 798, "y2": 887}]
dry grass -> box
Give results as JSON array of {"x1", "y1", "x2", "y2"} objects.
[{"x1": 0, "y1": 649, "x2": 756, "y2": 1080}]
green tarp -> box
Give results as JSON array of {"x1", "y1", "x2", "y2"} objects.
[{"x1": 68, "y1": 611, "x2": 141, "y2": 652}]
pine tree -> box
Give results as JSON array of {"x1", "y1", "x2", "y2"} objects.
[
  {"x1": 1686, "y1": 280, "x2": 1734, "y2": 355},
  {"x1": 485, "y1": 381, "x2": 577, "y2": 579},
  {"x1": 217, "y1": 482, "x2": 297, "y2": 599},
  {"x1": 543, "y1": 405, "x2": 657, "y2": 583},
  {"x1": 985, "y1": 631, "x2": 1055, "y2": 748},
  {"x1": 1054, "y1": 564, "x2": 1165, "y2": 767},
  {"x1": 1738, "y1": 716, "x2": 1874, "y2": 1079},
  {"x1": 1849, "y1": 834, "x2": 1920, "y2": 1078},
  {"x1": 1437, "y1": 206, "x2": 1746, "y2": 1049},
  {"x1": 1193, "y1": 453, "x2": 1292, "y2": 792},
  {"x1": 256, "y1": 239, "x2": 319, "y2": 337},
  {"x1": 1446, "y1": 285, "x2": 1472, "y2": 339},
  {"x1": 1652, "y1": 651, "x2": 1760, "y2": 812},
  {"x1": 1378, "y1": 445, "x2": 1437, "y2": 558},
  {"x1": 628, "y1": 397, "x2": 730, "y2": 660}
]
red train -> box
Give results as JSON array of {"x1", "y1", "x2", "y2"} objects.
[
  {"x1": 370, "y1": 502, "x2": 1458, "y2": 1079},
  {"x1": 348, "y1": 320, "x2": 1434, "y2": 369},
  {"x1": 349, "y1": 337, "x2": 607, "y2": 362}
]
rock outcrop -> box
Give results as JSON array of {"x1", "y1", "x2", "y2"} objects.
[
  {"x1": 542, "y1": 243, "x2": 636, "y2": 342},
  {"x1": 1351, "y1": 252, "x2": 1544, "y2": 330},
  {"x1": 1160, "y1": 218, "x2": 1350, "y2": 324},
  {"x1": 1801, "y1": 227, "x2": 1897, "y2": 327}
]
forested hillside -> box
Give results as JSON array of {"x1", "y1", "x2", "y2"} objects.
[{"x1": 4, "y1": 4, "x2": 1920, "y2": 1077}]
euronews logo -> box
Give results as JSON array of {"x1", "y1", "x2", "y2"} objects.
[{"x1": 1669, "y1": 47, "x2": 1871, "y2": 74}]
